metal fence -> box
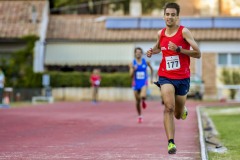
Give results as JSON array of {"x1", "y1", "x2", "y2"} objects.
[{"x1": 4, "y1": 88, "x2": 42, "y2": 102}]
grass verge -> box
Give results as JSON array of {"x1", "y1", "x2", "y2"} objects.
[
  {"x1": 8, "y1": 101, "x2": 32, "y2": 108},
  {"x1": 204, "y1": 107, "x2": 240, "y2": 160}
]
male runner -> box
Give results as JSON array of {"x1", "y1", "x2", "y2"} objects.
[
  {"x1": 129, "y1": 47, "x2": 153, "y2": 123},
  {"x1": 147, "y1": 2, "x2": 201, "y2": 154}
]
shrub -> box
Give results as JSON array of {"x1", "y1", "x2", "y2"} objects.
[
  {"x1": 221, "y1": 68, "x2": 240, "y2": 99},
  {"x1": 49, "y1": 71, "x2": 131, "y2": 87}
]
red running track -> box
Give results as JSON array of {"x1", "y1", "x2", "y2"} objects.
[{"x1": 0, "y1": 100, "x2": 201, "y2": 160}]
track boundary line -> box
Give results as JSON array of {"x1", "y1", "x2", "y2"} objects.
[{"x1": 196, "y1": 105, "x2": 208, "y2": 160}]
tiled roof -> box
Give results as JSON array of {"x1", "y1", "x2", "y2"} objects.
[
  {"x1": 1, "y1": 1, "x2": 240, "y2": 42},
  {"x1": 0, "y1": 0, "x2": 46, "y2": 38},
  {"x1": 47, "y1": 15, "x2": 240, "y2": 42},
  {"x1": 47, "y1": 15, "x2": 156, "y2": 42}
]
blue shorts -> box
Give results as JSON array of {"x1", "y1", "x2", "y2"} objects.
[
  {"x1": 132, "y1": 79, "x2": 147, "y2": 91},
  {"x1": 157, "y1": 76, "x2": 190, "y2": 96}
]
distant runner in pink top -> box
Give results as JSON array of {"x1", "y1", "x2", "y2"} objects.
[
  {"x1": 146, "y1": 2, "x2": 201, "y2": 154},
  {"x1": 90, "y1": 69, "x2": 101, "y2": 103}
]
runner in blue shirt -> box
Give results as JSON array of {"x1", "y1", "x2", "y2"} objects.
[{"x1": 129, "y1": 47, "x2": 153, "y2": 123}]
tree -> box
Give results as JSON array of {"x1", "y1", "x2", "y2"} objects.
[
  {"x1": 142, "y1": 0, "x2": 176, "y2": 14},
  {"x1": 2, "y1": 35, "x2": 42, "y2": 88},
  {"x1": 49, "y1": 0, "x2": 176, "y2": 15}
]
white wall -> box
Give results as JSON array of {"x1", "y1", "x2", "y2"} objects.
[
  {"x1": 45, "y1": 42, "x2": 135, "y2": 66},
  {"x1": 199, "y1": 41, "x2": 240, "y2": 53},
  {"x1": 52, "y1": 87, "x2": 135, "y2": 101}
]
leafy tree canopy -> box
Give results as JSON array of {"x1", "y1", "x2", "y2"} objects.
[{"x1": 50, "y1": 0, "x2": 176, "y2": 15}]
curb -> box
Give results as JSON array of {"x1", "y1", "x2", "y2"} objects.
[
  {"x1": 0, "y1": 104, "x2": 10, "y2": 109},
  {"x1": 196, "y1": 105, "x2": 208, "y2": 160}
]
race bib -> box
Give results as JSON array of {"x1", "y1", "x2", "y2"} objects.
[
  {"x1": 165, "y1": 55, "x2": 180, "y2": 70},
  {"x1": 136, "y1": 71, "x2": 145, "y2": 79},
  {"x1": 94, "y1": 80, "x2": 100, "y2": 85}
]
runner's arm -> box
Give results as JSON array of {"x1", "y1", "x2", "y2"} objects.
[
  {"x1": 147, "y1": 30, "x2": 162, "y2": 57},
  {"x1": 152, "y1": 30, "x2": 162, "y2": 54},
  {"x1": 129, "y1": 63, "x2": 134, "y2": 78},
  {"x1": 147, "y1": 61, "x2": 154, "y2": 83},
  {"x1": 181, "y1": 28, "x2": 201, "y2": 58}
]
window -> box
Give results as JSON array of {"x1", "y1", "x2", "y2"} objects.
[
  {"x1": 218, "y1": 53, "x2": 227, "y2": 65},
  {"x1": 231, "y1": 54, "x2": 240, "y2": 65},
  {"x1": 218, "y1": 53, "x2": 240, "y2": 66}
]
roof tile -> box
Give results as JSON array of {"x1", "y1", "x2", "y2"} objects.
[
  {"x1": 47, "y1": 15, "x2": 240, "y2": 42},
  {"x1": 1, "y1": 1, "x2": 240, "y2": 42},
  {"x1": 0, "y1": 0, "x2": 46, "y2": 38}
]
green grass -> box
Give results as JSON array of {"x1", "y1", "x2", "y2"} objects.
[
  {"x1": 204, "y1": 107, "x2": 240, "y2": 160},
  {"x1": 8, "y1": 101, "x2": 32, "y2": 108}
]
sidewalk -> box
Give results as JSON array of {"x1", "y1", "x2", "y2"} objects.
[{"x1": 0, "y1": 100, "x2": 201, "y2": 160}]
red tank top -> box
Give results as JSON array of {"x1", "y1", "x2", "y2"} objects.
[{"x1": 158, "y1": 26, "x2": 190, "y2": 79}]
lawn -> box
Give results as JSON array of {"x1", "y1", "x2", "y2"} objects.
[
  {"x1": 203, "y1": 106, "x2": 240, "y2": 160},
  {"x1": 6, "y1": 101, "x2": 32, "y2": 108}
]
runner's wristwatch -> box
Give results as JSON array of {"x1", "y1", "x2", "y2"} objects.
[{"x1": 176, "y1": 46, "x2": 181, "y2": 53}]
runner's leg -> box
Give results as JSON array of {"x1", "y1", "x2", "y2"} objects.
[
  {"x1": 92, "y1": 87, "x2": 97, "y2": 102},
  {"x1": 140, "y1": 86, "x2": 147, "y2": 98},
  {"x1": 140, "y1": 86, "x2": 147, "y2": 109},
  {"x1": 174, "y1": 95, "x2": 187, "y2": 119},
  {"x1": 95, "y1": 87, "x2": 99, "y2": 102},
  {"x1": 134, "y1": 90, "x2": 141, "y2": 116},
  {"x1": 174, "y1": 79, "x2": 189, "y2": 119},
  {"x1": 160, "y1": 84, "x2": 176, "y2": 140}
]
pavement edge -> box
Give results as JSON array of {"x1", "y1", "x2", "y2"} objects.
[{"x1": 196, "y1": 105, "x2": 208, "y2": 160}]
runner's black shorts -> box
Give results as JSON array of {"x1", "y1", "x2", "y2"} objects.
[{"x1": 157, "y1": 76, "x2": 190, "y2": 96}]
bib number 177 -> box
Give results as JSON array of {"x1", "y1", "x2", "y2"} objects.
[{"x1": 165, "y1": 55, "x2": 180, "y2": 70}]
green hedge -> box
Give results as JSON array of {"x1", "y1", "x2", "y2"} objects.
[
  {"x1": 5, "y1": 71, "x2": 132, "y2": 88},
  {"x1": 49, "y1": 72, "x2": 131, "y2": 87}
]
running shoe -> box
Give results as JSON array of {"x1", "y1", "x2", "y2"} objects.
[
  {"x1": 168, "y1": 142, "x2": 177, "y2": 154},
  {"x1": 181, "y1": 106, "x2": 188, "y2": 120},
  {"x1": 92, "y1": 100, "x2": 97, "y2": 104},
  {"x1": 142, "y1": 100, "x2": 147, "y2": 109},
  {"x1": 138, "y1": 117, "x2": 143, "y2": 123}
]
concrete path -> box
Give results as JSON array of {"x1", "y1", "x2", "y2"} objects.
[{"x1": 0, "y1": 100, "x2": 202, "y2": 160}]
